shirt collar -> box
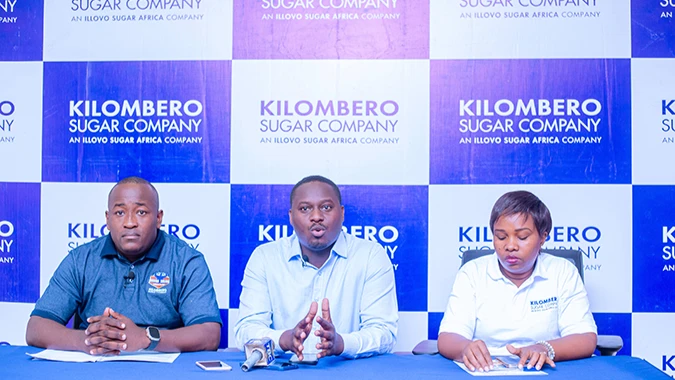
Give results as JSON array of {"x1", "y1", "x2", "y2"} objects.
[
  {"x1": 100, "y1": 229, "x2": 165, "y2": 262},
  {"x1": 486, "y1": 252, "x2": 548, "y2": 283},
  {"x1": 286, "y1": 230, "x2": 349, "y2": 262}
]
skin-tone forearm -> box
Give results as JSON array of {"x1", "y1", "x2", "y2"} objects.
[
  {"x1": 439, "y1": 331, "x2": 597, "y2": 372},
  {"x1": 438, "y1": 332, "x2": 475, "y2": 361},
  {"x1": 26, "y1": 316, "x2": 91, "y2": 353},
  {"x1": 88, "y1": 309, "x2": 221, "y2": 353},
  {"x1": 26, "y1": 314, "x2": 221, "y2": 354},
  {"x1": 155, "y1": 322, "x2": 221, "y2": 352},
  {"x1": 546, "y1": 332, "x2": 597, "y2": 361}
]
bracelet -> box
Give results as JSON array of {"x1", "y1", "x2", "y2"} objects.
[{"x1": 536, "y1": 340, "x2": 555, "y2": 361}]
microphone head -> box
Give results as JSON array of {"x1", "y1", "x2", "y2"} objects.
[
  {"x1": 243, "y1": 338, "x2": 275, "y2": 368},
  {"x1": 128, "y1": 271, "x2": 135, "y2": 280}
]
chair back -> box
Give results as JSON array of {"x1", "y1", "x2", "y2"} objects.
[{"x1": 461, "y1": 249, "x2": 584, "y2": 283}]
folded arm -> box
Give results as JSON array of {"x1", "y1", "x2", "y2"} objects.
[{"x1": 26, "y1": 316, "x2": 91, "y2": 353}]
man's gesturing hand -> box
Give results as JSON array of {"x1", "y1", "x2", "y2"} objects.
[
  {"x1": 315, "y1": 298, "x2": 344, "y2": 358},
  {"x1": 279, "y1": 301, "x2": 318, "y2": 361}
]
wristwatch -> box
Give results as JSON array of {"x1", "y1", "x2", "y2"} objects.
[{"x1": 145, "y1": 326, "x2": 161, "y2": 351}]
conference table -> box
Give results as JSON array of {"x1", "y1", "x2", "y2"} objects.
[{"x1": 0, "y1": 346, "x2": 669, "y2": 379}]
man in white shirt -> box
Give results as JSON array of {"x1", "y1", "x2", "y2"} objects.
[{"x1": 235, "y1": 175, "x2": 398, "y2": 360}]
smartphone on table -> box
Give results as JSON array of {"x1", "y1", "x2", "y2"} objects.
[
  {"x1": 196, "y1": 360, "x2": 232, "y2": 371},
  {"x1": 289, "y1": 353, "x2": 319, "y2": 365},
  {"x1": 491, "y1": 355, "x2": 521, "y2": 370}
]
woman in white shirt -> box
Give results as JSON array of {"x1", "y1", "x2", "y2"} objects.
[{"x1": 438, "y1": 191, "x2": 597, "y2": 372}]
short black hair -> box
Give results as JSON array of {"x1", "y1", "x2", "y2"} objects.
[
  {"x1": 290, "y1": 175, "x2": 342, "y2": 207},
  {"x1": 109, "y1": 176, "x2": 160, "y2": 210},
  {"x1": 489, "y1": 190, "x2": 552, "y2": 237}
]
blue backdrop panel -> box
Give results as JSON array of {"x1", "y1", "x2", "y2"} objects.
[
  {"x1": 631, "y1": 0, "x2": 675, "y2": 58},
  {"x1": 0, "y1": 182, "x2": 40, "y2": 302},
  {"x1": 633, "y1": 185, "x2": 675, "y2": 312},
  {"x1": 42, "y1": 60, "x2": 231, "y2": 183},
  {"x1": 0, "y1": 0, "x2": 42, "y2": 61},
  {"x1": 430, "y1": 59, "x2": 632, "y2": 184}
]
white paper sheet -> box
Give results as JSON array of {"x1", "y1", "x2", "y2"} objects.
[
  {"x1": 27, "y1": 349, "x2": 179, "y2": 363},
  {"x1": 455, "y1": 362, "x2": 548, "y2": 376}
]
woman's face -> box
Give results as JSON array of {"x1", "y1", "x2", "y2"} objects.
[{"x1": 493, "y1": 212, "x2": 547, "y2": 280}]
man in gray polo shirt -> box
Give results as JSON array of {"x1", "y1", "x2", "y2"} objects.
[{"x1": 26, "y1": 176, "x2": 222, "y2": 354}]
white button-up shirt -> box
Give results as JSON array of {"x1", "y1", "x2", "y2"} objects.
[{"x1": 235, "y1": 231, "x2": 398, "y2": 358}]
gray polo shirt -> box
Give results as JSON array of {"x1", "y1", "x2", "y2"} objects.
[{"x1": 32, "y1": 230, "x2": 222, "y2": 329}]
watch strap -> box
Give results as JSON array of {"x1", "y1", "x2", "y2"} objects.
[{"x1": 146, "y1": 326, "x2": 160, "y2": 351}]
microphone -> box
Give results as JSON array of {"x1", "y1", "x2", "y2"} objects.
[
  {"x1": 124, "y1": 270, "x2": 135, "y2": 285},
  {"x1": 241, "y1": 337, "x2": 275, "y2": 372}
]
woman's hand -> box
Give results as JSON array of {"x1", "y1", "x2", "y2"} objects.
[
  {"x1": 460, "y1": 339, "x2": 493, "y2": 372},
  {"x1": 507, "y1": 343, "x2": 556, "y2": 370}
]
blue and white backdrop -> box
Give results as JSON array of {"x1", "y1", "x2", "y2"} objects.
[{"x1": 1, "y1": 0, "x2": 675, "y2": 374}]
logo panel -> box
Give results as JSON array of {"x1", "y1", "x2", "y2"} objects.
[
  {"x1": 44, "y1": 0, "x2": 232, "y2": 61},
  {"x1": 632, "y1": 0, "x2": 675, "y2": 57},
  {"x1": 0, "y1": 62, "x2": 42, "y2": 182},
  {"x1": 633, "y1": 186, "x2": 675, "y2": 312},
  {"x1": 232, "y1": 0, "x2": 428, "y2": 59},
  {"x1": 430, "y1": 59, "x2": 631, "y2": 184},
  {"x1": 42, "y1": 61, "x2": 231, "y2": 183},
  {"x1": 0, "y1": 183, "x2": 40, "y2": 303},
  {"x1": 430, "y1": 0, "x2": 630, "y2": 59},
  {"x1": 231, "y1": 60, "x2": 429, "y2": 185}
]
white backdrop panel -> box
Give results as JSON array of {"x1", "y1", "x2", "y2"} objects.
[
  {"x1": 153, "y1": 183, "x2": 230, "y2": 307},
  {"x1": 230, "y1": 59, "x2": 430, "y2": 185},
  {"x1": 43, "y1": 0, "x2": 233, "y2": 61},
  {"x1": 430, "y1": 0, "x2": 631, "y2": 59},
  {"x1": 428, "y1": 184, "x2": 632, "y2": 313},
  {"x1": 632, "y1": 58, "x2": 675, "y2": 185},
  {"x1": 0, "y1": 302, "x2": 35, "y2": 345},
  {"x1": 40, "y1": 182, "x2": 112, "y2": 294},
  {"x1": 394, "y1": 311, "x2": 428, "y2": 353},
  {"x1": 0, "y1": 62, "x2": 42, "y2": 183},
  {"x1": 632, "y1": 313, "x2": 675, "y2": 376}
]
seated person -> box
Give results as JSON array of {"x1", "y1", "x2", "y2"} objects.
[
  {"x1": 234, "y1": 175, "x2": 398, "y2": 360},
  {"x1": 26, "y1": 176, "x2": 221, "y2": 354},
  {"x1": 438, "y1": 190, "x2": 597, "y2": 371}
]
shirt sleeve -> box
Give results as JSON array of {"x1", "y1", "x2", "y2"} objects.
[
  {"x1": 438, "y1": 265, "x2": 476, "y2": 340},
  {"x1": 234, "y1": 247, "x2": 286, "y2": 353},
  {"x1": 177, "y1": 253, "x2": 223, "y2": 327},
  {"x1": 31, "y1": 251, "x2": 82, "y2": 326},
  {"x1": 557, "y1": 261, "x2": 597, "y2": 336},
  {"x1": 339, "y1": 244, "x2": 398, "y2": 359}
]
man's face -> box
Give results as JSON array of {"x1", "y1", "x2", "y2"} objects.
[
  {"x1": 105, "y1": 183, "x2": 163, "y2": 261},
  {"x1": 289, "y1": 181, "x2": 344, "y2": 254}
]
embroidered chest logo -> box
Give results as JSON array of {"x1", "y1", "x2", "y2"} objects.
[
  {"x1": 148, "y1": 272, "x2": 170, "y2": 294},
  {"x1": 530, "y1": 296, "x2": 558, "y2": 313}
]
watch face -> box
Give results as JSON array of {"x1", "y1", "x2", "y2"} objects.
[{"x1": 148, "y1": 327, "x2": 160, "y2": 340}]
